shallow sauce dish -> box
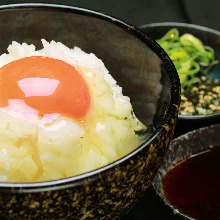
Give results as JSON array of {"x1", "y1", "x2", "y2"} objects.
[
  {"x1": 153, "y1": 123, "x2": 220, "y2": 219},
  {"x1": 0, "y1": 4, "x2": 180, "y2": 219}
]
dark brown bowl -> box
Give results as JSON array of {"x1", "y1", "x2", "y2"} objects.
[
  {"x1": 0, "y1": 4, "x2": 180, "y2": 219},
  {"x1": 153, "y1": 123, "x2": 220, "y2": 219},
  {"x1": 139, "y1": 22, "x2": 220, "y2": 135}
]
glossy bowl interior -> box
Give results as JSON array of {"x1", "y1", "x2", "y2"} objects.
[
  {"x1": 153, "y1": 123, "x2": 220, "y2": 219},
  {"x1": 139, "y1": 22, "x2": 220, "y2": 122},
  {"x1": 0, "y1": 4, "x2": 180, "y2": 219}
]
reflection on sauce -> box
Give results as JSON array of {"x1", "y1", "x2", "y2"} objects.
[
  {"x1": 0, "y1": 56, "x2": 91, "y2": 120},
  {"x1": 163, "y1": 146, "x2": 220, "y2": 219}
]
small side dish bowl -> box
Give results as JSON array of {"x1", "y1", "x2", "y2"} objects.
[
  {"x1": 140, "y1": 22, "x2": 220, "y2": 134},
  {"x1": 0, "y1": 4, "x2": 180, "y2": 219},
  {"x1": 153, "y1": 123, "x2": 220, "y2": 219}
]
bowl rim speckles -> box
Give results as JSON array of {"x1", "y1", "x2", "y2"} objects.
[
  {"x1": 0, "y1": 4, "x2": 180, "y2": 192},
  {"x1": 139, "y1": 22, "x2": 220, "y2": 121},
  {"x1": 152, "y1": 123, "x2": 220, "y2": 220}
]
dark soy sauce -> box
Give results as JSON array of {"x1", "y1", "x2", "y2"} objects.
[{"x1": 163, "y1": 146, "x2": 220, "y2": 219}]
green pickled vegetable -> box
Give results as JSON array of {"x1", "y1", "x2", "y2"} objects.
[{"x1": 157, "y1": 29, "x2": 218, "y2": 88}]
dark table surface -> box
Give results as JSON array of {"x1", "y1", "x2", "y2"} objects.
[{"x1": 0, "y1": 0, "x2": 219, "y2": 219}]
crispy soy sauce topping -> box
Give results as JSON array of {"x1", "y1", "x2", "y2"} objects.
[{"x1": 180, "y1": 77, "x2": 220, "y2": 115}]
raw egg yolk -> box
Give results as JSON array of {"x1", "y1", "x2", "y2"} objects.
[{"x1": 0, "y1": 56, "x2": 91, "y2": 120}]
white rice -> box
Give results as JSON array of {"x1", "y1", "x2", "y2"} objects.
[{"x1": 0, "y1": 40, "x2": 148, "y2": 182}]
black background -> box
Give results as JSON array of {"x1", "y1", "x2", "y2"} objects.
[
  {"x1": 0, "y1": 0, "x2": 219, "y2": 219},
  {"x1": 0, "y1": 0, "x2": 219, "y2": 31}
]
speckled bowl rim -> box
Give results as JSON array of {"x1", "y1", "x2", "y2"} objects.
[
  {"x1": 139, "y1": 22, "x2": 220, "y2": 121},
  {"x1": 0, "y1": 4, "x2": 180, "y2": 192}
]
